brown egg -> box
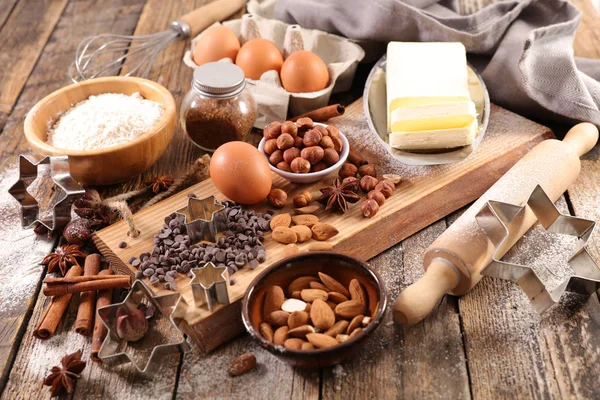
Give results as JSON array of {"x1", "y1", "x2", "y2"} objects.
[
  {"x1": 193, "y1": 25, "x2": 240, "y2": 66},
  {"x1": 210, "y1": 142, "x2": 272, "y2": 204},
  {"x1": 280, "y1": 50, "x2": 329, "y2": 93},
  {"x1": 236, "y1": 38, "x2": 284, "y2": 80}
]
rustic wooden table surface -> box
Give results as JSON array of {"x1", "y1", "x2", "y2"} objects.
[{"x1": 1, "y1": 0, "x2": 600, "y2": 399}]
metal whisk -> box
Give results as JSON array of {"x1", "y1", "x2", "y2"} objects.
[{"x1": 69, "y1": 0, "x2": 245, "y2": 83}]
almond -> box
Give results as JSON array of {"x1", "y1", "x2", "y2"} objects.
[
  {"x1": 326, "y1": 301, "x2": 337, "y2": 312},
  {"x1": 310, "y1": 299, "x2": 336, "y2": 330},
  {"x1": 272, "y1": 226, "x2": 297, "y2": 244},
  {"x1": 270, "y1": 213, "x2": 291, "y2": 229},
  {"x1": 291, "y1": 290, "x2": 302, "y2": 299},
  {"x1": 281, "y1": 298, "x2": 307, "y2": 313},
  {"x1": 266, "y1": 310, "x2": 290, "y2": 326},
  {"x1": 347, "y1": 314, "x2": 364, "y2": 335},
  {"x1": 349, "y1": 279, "x2": 367, "y2": 305},
  {"x1": 260, "y1": 322, "x2": 274, "y2": 342},
  {"x1": 312, "y1": 223, "x2": 339, "y2": 241},
  {"x1": 308, "y1": 242, "x2": 333, "y2": 252},
  {"x1": 362, "y1": 316, "x2": 371, "y2": 326},
  {"x1": 335, "y1": 300, "x2": 366, "y2": 319},
  {"x1": 287, "y1": 276, "x2": 318, "y2": 296},
  {"x1": 306, "y1": 333, "x2": 338, "y2": 349},
  {"x1": 288, "y1": 324, "x2": 316, "y2": 338},
  {"x1": 274, "y1": 326, "x2": 289, "y2": 345},
  {"x1": 336, "y1": 334, "x2": 350, "y2": 343},
  {"x1": 263, "y1": 285, "x2": 285, "y2": 317},
  {"x1": 282, "y1": 243, "x2": 300, "y2": 257},
  {"x1": 327, "y1": 292, "x2": 348, "y2": 304},
  {"x1": 228, "y1": 353, "x2": 257, "y2": 376},
  {"x1": 309, "y1": 281, "x2": 330, "y2": 292},
  {"x1": 292, "y1": 214, "x2": 319, "y2": 227},
  {"x1": 304, "y1": 303, "x2": 311, "y2": 314},
  {"x1": 291, "y1": 225, "x2": 312, "y2": 243},
  {"x1": 287, "y1": 311, "x2": 309, "y2": 329},
  {"x1": 324, "y1": 320, "x2": 349, "y2": 337},
  {"x1": 300, "y1": 289, "x2": 328, "y2": 303},
  {"x1": 349, "y1": 327, "x2": 363, "y2": 339},
  {"x1": 318, "y1": 272, "x2": 350, "y2": 297},
  {"x1": 301, "y1": 342, "x2": 315, "y2": 351},
  {"x1": 294, "y1": 205, "x2": 320, "y2": 215},
  {"x1": 284, "y1": 338, "x2": 305, "y2": 350}
]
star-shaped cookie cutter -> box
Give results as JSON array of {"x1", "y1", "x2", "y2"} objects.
[
  {"x1": 97, "y1": 279, "x2": 190, "y2": 376},
  {"x1": 8, "y1": 155, "x2": 84, "y2": 230},
  {"x1": 477, "y1": 184, "x2": 600, "y2": 313},
  {"x1": 175, "y1": 195, "x2": 227, "y2": 244},
  {"x1": 189, "y1": 262, "x2": 230, "y2": 311}
]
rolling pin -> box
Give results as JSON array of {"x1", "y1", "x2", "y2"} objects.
[{"x1": 393, "y1": 123, "x2": 599, "y2": 325}]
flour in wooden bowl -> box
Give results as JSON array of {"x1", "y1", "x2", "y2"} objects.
[{"x1": 46, "y1": 92, "x2": 165, "y2": 151}]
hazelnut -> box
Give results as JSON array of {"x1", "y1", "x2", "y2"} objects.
[
  {"x1": 342, "y1": 176, "x2": 359, "y2": 192},
  {"x1": 294, "y1": 135, "x2": 304, "y2": 148},
  {"x1": 295, "y1": 117, "x2": 314, "y2": 132},
  {"x1": 277, "y1": 133, "x2": 294, "y2": 150},
  {"x1": 269, "y1": 149, "x2": 284, "y2": 165},
  {"x1": 313, "y1": 125, "x2": 328, "y2": 137},
  {"x1": 358, "y1": 164, "x2": 377, "y2": 177},
  {"x1": 367, "y1": 190, "x2": 386, "y2": 206},
  {"x1": 326, "y1": 125, "x2": 340, "y2": 138},
  {"x1": 267, "y1": 188, "x2": 288, "y2": 208},
  {"x1": 323, "y1": 148, "x2": 340, "y2": 166},
  {"x1": 360, "y1": 199, "x2": 379, "y2": 218},
  {"x1": 331, "y1": 136, "x2": 343, "y2": 152},
  {"x1": 264, "y1": 121, "x2": 282, "y2": 139},
  {"x1": 382, "y1": 174, "x2": 402, "y2": 185},
  {"x1": 301, "y1": 146, "x2": 324, "y2": 164},
  {"x1": 312, "y1": 161, "x2": 327, "y2": 172},
  {"x1": 263, "y1": 139, "x2": 278, "y2": 155},
  {"x1": 320, "y1": 136, "x2": 334, "y2": 149},
  {"x1": 360, "y1": 175, "x2": 379, "y2": 192},
  {"x1": 303, "y1": 129, "x2": 323, "y2": 147},
  {"x1": 283, "y1": 147, "x2": 301, "y2": 164},
  {"x1": 339, "y1": 163, "x2": 358, "y2": 179},
  {"x1": 375, "y1": 180, "x2": 394, "y2": 197},
  {"x1": 293, "y1": 190, "x2": 315, "y2": 207},
  {"x1": 277, "y1": 161, "x2": 292, "y2": 172},
  {"x1": 281, "y1": 121, "x2": 298, "y2": 137},
  {"x1": 291, "y1": 157, "x2": 311, "y2": 173}
]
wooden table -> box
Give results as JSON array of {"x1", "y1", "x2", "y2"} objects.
[{"x1": 1, "y1": 0, "x2": 599, "y2": 398}]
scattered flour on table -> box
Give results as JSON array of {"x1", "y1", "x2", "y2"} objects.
[{"x1": 46, "y1": 92, "x2": 164, "y2": 150}]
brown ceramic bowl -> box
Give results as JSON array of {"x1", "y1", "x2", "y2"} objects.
[
  {"x1": 242, "y1": 252, "x2": 387, "y2": 368},
  {"x1": 24, "y1": 77, "x2": 176, "y2": 186}
]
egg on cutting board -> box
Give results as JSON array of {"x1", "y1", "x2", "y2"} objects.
[
  {"x1": 280, "y1": 50, "x2": 329, "y2": 93},
  {"x1": 236, "y1": 38, "x2": 284, "y2": 80},
  {"x1": 193, "y1": 25, "x2": 241, "y2": 66}
]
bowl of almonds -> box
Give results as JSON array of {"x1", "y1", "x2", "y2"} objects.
[{"x1": 241, "y1": 252, "x2": 386, "y2": 367}]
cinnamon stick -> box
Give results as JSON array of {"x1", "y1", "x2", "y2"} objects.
[
  {"x1": 74, "y1": 254, "x2": 101, "y2": 336},
  {"x1": 44, "y1": 274, "x2": 125, "y2": 284},
  {"x1": 348, "y1": 146, "x2": 368, "y2": 167},
  {"x1": 43, "y1": 276, "x2": 130, "y2": 297},
  {"x1": 289, "y1": 104, "x2": 345, "y2": 122},
  {"x1": 34, "y1": 265, "x2": 84, "y2": 339},
  {"x1": 91, "y1": 269, "x2": 114, "y2": 363}
]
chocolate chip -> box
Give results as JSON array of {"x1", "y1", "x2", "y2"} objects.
[
  {"x1": 249, "y1": 260, "x2": 259, "y2": 269},
  {"x1": 135, "y1": 271, "x2": 143, "y2": 279},
  {"x1": 132, "y1": 259, "x2": 141, "y2": 268},
  {"x1": 150, "y1": 275, "x2": 160, "y2": 286},
  {"x1": 143, "y1": 269, "x2": 154, "y2": 277}
]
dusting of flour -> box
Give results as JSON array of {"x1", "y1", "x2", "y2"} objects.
[{"x1": 47, "y1": 92, "x2": 164, "y2": 150}]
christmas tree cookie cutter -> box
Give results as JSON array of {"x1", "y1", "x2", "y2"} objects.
[{"x1": 175, "y1": 195, "x2": 227, "y2": 244}]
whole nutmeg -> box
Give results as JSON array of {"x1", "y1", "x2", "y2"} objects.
[
  {"x1": 375, "y1": 180, "x2": 395, "y2": 197},
  {"x1": 263, "y1": 138, "x2": 278, "y2": 155},
  {"x1": 301, "y1": 146, "x2": 324, "y2": 164},
  {"x1": 360, "y1": 175, "x2": 379, "y2": 192},
  {"x1": 342, "y1": 176, "x2": 359, "y2": 192},
  {"x1": 291, "y1": 157, "x2": 311, "y2": 173},
  {"x1": 277, "y1": 133, "x2": 294, "y2": 150},
  {"x1": 277, "y1": 161, "x2": 292, "y2": 172},
  {"x1": 294, "y1": 135, "x2": 304, "y2": 148},
  {"x1": 116, "y1": 308, "x2": 148, "y2": 342},
  {"x1": 303, "y1": 129, "x2": 323, "y2": 147},
  {"x1": 295, "y1": 117, "x2": 314, "y2": 132},
  {"x1": 367, "y1": 190, "x2": 386, "y2": 206},
  {"x1": 63, "y1": 218, "x2": 92, "y2": 245},
  {"x1": 267, "y1": 188, "x2": 288, "y2": 208},
  {"x1": 358, "y1": 164, "x2": 377, "y2": 177},
  {"x1": 269, "y1": 149, "x2": 284, "y2": 165},
  {"x1": 360, "y1": 199, "x2": 379, "y2": 218},
  {"x1": 312, "y1": 161, "x2": 328, "y2": 172},
  {"x1": 264, "y1": 121, "x2": 282, "y2": 139},
  {"x1": 339, "y1": 163, "x2": 358, "y2": 179},
  {"x1": 281, "y1": 121, "x2": 298, "y2": 137},
  {"x1": 331, "y1": 136, "x2": 343, "y2": 152},
  {"x1": 320, "y1": 136, "x2": 334, "y2": 149},
  {"x1": 323, "y1": 148, "x2": 340, "y2": 166},
  {"x1": 283, "y1": 147, "x2": 301, "y2": 164},
  {"x1": 326, "y1": 125, "x2": 340, "y2": 138}
]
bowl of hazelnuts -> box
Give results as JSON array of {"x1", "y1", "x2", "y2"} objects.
[{"x1": 258, "y1": 117, "x2": 349, "y2": 184}]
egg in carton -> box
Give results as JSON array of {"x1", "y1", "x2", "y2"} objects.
[{"x1": 183, "y1": 13, "x2": 365, "y2": 128}]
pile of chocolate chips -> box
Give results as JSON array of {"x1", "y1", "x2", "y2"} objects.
[{"x1": 129, "y1": 200, "x2": 273, "y2": 291}]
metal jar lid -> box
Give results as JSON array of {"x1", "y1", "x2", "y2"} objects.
[{"x1": 191, "y1": 62, "x2": 246, "y2": 98}]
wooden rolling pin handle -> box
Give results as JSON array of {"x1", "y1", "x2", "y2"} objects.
[
  {"x1": 562, "y1": 122, "x2": 599, "y2": 157},
  {"x1": 393, "y1": 259, "x2": 460, "y2": 325},
  {"x1": 178, "y1": 0, "x2": 246, "y2": 38}
]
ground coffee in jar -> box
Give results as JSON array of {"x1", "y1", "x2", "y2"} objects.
[{"x1": 181, "y1": 62, "x2": 257, "y2": 152}]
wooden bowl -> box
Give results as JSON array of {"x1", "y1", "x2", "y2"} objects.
[
  {"x1": 242, "y1": 252, "x2": 387, "y2": 368},
  {"x1": 24, "y1": 77, "x2": 176, "y2": 186}
]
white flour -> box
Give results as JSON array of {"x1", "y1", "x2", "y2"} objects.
[{"x1": 47, "y1": 92, "x2": 164, "y2": 150}]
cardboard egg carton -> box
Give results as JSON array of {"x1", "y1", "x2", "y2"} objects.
[{"x1": 183, "y1": 13, "x2": 365, "y2": 128}]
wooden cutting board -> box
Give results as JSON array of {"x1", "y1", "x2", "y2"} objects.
[{"x1": 93, "y1": 98, "x2": 553, "y2": 351}]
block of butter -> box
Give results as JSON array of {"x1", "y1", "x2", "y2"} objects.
[{"x1": 387, "y1": 42, "x2": 477, "y2": 150}]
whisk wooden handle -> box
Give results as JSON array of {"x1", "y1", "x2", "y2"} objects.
[{"x1": 178, "y1": 0, "x2": 246, "y2": 38}]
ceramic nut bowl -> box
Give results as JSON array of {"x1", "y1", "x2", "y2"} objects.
[{"x1": 24, "y1": 77, "x2": 176, "y2": 186}]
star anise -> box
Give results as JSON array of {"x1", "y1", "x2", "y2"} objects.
[
  {"x1": 43, "y1": 350, "x2": 86, "y2": 397},
  {"x1": 318, "y1": 178, "x2": 361, "y2": 213},
  {"x1": 145, "y1": 176, "x2": 174, "y2": 194},
  {"x1": 42, "y1": 244, "x2": 87, "y2": 276}
]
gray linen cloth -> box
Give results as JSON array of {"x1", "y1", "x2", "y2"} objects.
[{"x1": 275, "y1": 0, "x2": 600, "y2": 126}]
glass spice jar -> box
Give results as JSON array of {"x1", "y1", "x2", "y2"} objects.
[{"x1": 180, "y1": 62, "x2": 257, "y2": 152}]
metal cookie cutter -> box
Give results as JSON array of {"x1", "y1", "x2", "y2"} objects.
[
  {"x1": 189, "y1": 262, "x2": 230, "y2": 311},
  {"x1": 477, "y1": 184, "x2": 600, "y2": 313},
  {"x1": 8, "y1": 155, "x2": 84, "y2": 230},
  {"x1": 175, "y1": 195, "x2": 226, "y2": 244},
  {"x1": 97, "y1": 280, "x2": 190, "y2": 376}
]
